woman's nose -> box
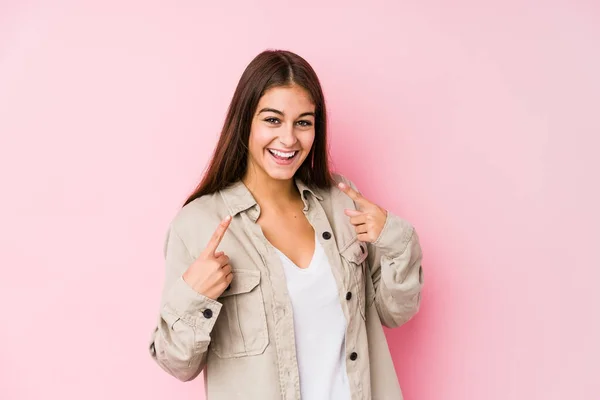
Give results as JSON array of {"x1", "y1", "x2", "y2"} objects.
[{"x1": 278, "y1": 125, "x2": 298, "y2": 147}]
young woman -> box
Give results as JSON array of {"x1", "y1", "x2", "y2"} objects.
[{"x1": 149, "y1": 50, "x2": 424, "y2": 400}]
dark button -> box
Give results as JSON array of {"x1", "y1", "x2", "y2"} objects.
[
  {"x1": 322, "y1": 231, "x2": 332, "y2": 240},
  {"x1": 202, "y1": 309, "x2": 213, "y2": 319},
  {"x1": 346, "y1": 292, "x2": 352, "y2": 300},
  {"x1": 350, "y1": 352, "x2": 358, "y2": 361}
]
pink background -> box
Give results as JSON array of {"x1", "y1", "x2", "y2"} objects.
[{"x1": 1, "y1": 1, "x2": 599, "y2": 399}]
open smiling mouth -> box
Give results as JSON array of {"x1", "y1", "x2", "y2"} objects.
[{"x1": 267, "y1": 149, "x2": 299, "y2": 164}]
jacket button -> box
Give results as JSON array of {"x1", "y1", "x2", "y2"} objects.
[
  {"x1": 346, "y1": 292, "x2": 352, "y2": 300},
  {"x1": 202, "y1": 309, "x2": 213, "y2": 319},
  {"x1": 350, "y1": 352, "x2": 358, "y2": 361},
  {"x1": 322, "y1": 231, "x2": 332, "y2": 240}
]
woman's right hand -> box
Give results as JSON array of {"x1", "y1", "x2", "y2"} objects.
[{"x1": 182, "y1": 215, "x2": 233, "y2": 300}]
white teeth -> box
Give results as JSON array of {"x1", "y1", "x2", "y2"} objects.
[{"x1": 269, "y1": 149, "x2": 296, "y2": 158}]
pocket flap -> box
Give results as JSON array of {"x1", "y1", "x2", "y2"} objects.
[
  {"x1": 340, "y1": 239, "x2": 369, "y2": 265},
  {"x1": 219, "y1": 269, "x2": 260, "y2": 298}
]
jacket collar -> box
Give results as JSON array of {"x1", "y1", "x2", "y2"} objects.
[{"x1": 219, "y1": 178, "x2": 324, "y2": 221}]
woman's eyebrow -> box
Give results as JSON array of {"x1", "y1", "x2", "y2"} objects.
[
  {"x1": 258, "y1": 108, "x2": 284, "y2": 116},
  {"x1": 258, "y1": 108, "x2": 315, "y2": 118}
]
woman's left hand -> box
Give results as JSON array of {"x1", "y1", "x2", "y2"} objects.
[{"x1": 338, "y1": 182, "x2": 388, "y2": 243}]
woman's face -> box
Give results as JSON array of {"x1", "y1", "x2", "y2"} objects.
[{"x1": 246, "y1": 84, "x2": 316, "y2": 183}]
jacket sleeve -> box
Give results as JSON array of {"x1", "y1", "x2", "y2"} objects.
[
  {"x1": 343, "y1": 177, "x2": 424, "y2": 328},
  {"x1": 367, "y1": 210, "x2": 424, "y2": 328},
  {"x1": 148, "y1": 225, "x2": 222, "y2": 382}
]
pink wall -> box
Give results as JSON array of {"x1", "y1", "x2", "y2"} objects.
[{"x1": 1, "y1": 1, "x2": 599, "y2": 399}]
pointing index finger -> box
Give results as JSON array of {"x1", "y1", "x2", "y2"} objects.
[
  {"x1": 338, "y1": 182, "x2": 364, "y2": 203},
  {"x1": 204, "y1": 215, "x2": 232, "y2": 257}
]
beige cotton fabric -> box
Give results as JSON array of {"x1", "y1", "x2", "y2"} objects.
[{"x1": 149, "y1": 174, "x2": 424, "y2": 400}]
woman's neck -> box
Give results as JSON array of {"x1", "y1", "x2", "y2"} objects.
[{"x1": 242, "y1": 170, "x2": 301, "y2": 211}]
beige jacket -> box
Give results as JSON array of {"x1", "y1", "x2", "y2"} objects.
[{"x1": 148, "y1": 174, "x2": 424, "y2": 399}]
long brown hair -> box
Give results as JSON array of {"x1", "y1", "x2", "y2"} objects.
[{"x1": 183, "y1": 50, "x2": 333, "y2": 206}]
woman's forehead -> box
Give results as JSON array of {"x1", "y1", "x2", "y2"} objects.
[{"x1": 258, "y1": 85, "x2": 315, "y2": 111}]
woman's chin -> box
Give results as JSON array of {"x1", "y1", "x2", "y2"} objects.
[
  {"x1": 265, "y1": 170, "x2": 296, "y2": 181},
  {"x1": 262, "y1": 156, "x2": 303, "y2": 181}
]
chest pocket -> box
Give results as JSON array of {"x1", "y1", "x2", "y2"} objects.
[
  {"x1": 339, "y1": 239, "x2": 369, "y2": 321},
  {"x1": 209, "y1": 269, "x2": 269, "y2": 358}
]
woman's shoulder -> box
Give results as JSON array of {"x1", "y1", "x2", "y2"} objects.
[
  {"x1": 316, "y1": 171, "x2": 360, "y2": 197},
  {"x1": 306, "y1": 172, "x2": 362, "y2": 210},
  {"x1": 330, "y1": 172, "x2": 357, "y2": 188},
  {"x1": 168, "y1": 191, "x2": 224, "y2": 239}
]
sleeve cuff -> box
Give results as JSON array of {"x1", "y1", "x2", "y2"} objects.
[
  {"x1": 162, "y1": 276, "x2": 223, "y2": 330},
  {"x1": 372, "y1": 211, "x2": 415, "y2": 258}
]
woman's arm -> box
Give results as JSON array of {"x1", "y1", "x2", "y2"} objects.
[
  {"x1": 366, "y1": 211, "x2": 423, "y2": 328},
  {"x1": 148, "y1": 225, "x2": 223, "y2": 381},
  {"x1": 338, "y1": 179, "x2": 424, "y2": 328}
]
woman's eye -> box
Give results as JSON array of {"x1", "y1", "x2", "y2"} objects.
[
  {"x1": 264, "y1": 117, "x2": 280, "y2": 124},
  {"x1": 297, "y1": 120, "x2": 313, "y2": 127}
]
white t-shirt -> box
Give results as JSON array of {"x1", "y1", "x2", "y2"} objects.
[{"x1": 274, "y1": 235, "x2": 351, "y2": 400}]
